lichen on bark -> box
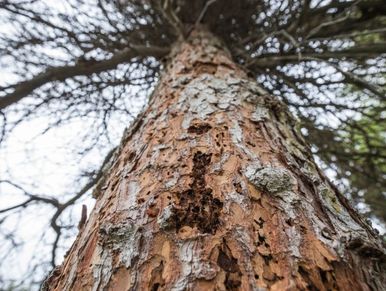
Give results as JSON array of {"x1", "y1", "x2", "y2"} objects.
[{"x1": 245, "y1": 166, "x2": 295, "y2": 195}]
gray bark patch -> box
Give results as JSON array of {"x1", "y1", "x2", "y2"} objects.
[
  {"x1": 245, "y1": 166, "x2": 294, "y2": 194},
  {"x1": 99, "y1": 222, "x2": 141, "y2": 268},
  {"x1": 158, "y1": 205, "x2": 175, "y2": 230}
]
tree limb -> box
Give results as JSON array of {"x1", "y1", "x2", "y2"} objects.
[
  {"x1": 247, "y1": 44, "x2": 386, "y2": 68},
  {"x1": 0, "y1": 45, "x2": 169, "y2": 110}
]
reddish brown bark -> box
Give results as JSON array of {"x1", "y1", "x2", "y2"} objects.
[{"x1": 45, "y1": 28, "x2": 385, "y2": 291}]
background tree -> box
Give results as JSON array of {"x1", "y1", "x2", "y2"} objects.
[{"x1": 0, "y1": 0, "x2": 385, "y2": 289}]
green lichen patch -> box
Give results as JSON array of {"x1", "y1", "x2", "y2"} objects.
[{"x1": 318, "y1": 185, "x2": 342, "y2": 213}]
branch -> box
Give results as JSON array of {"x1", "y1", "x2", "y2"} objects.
[
  {"x1": 157, "y1": 0, "x2": 184, "y2": 37},
  {"x1": 0, "y1": 45, "x2": 169, "y2": 110},
  {"x1": 195, "y1": 0, "x2": 217, "y2": 26},
  {"x1": 247, "y1": 44, "x2": 386, "y2": 68},
  {"x1": 305, "y1": 2, "x2": 353, "y2": 40},
  {"x1": 48, "y1": 146, "x2": 116, "y2": 266},
  {"x1": 326, "y1": 62, "x2": 385, "y2": 101},
  {"x1": 0, "y1": 198, "x2": 33, "y2": 214},
  {"x1": 0, "y1": 179, "x2": 60, "y2": 209}
]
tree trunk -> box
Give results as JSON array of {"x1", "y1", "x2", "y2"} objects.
[{"x1": 44, "y1": 28, "x2": 385, "y2": 291}]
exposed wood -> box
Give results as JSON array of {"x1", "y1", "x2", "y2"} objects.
[{"x1": 45, "y1": 28, "x2": 385, "y2": 291}]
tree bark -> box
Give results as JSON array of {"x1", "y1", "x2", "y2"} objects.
[{"x1": 44, "y1": 28, "x2": 385, "y2": 291}]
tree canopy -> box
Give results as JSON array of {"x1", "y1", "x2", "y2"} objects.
[{"x1": 0, "y1": 0, "x2": 385, "y2": 289}]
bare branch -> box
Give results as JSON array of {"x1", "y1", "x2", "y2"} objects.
[{"x1": 0, "y1": 45, "x2": 169, "y2": 110}]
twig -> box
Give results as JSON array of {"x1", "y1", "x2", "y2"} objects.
[{"x1": 195, "y1": 0, "x2": 217, "y2": 27}]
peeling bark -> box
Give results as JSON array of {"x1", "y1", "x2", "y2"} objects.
[{"x1": 45, "y1": 28, "x2": 386, "y2": 291}]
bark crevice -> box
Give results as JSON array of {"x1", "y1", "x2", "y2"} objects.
[{"x1": 174, "y1": 151, "x2": 223, "y2": 234}]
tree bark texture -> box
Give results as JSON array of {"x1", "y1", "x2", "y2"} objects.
[{"x1": 45, "y1": 29, "x2": 385, "y2": 291}]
